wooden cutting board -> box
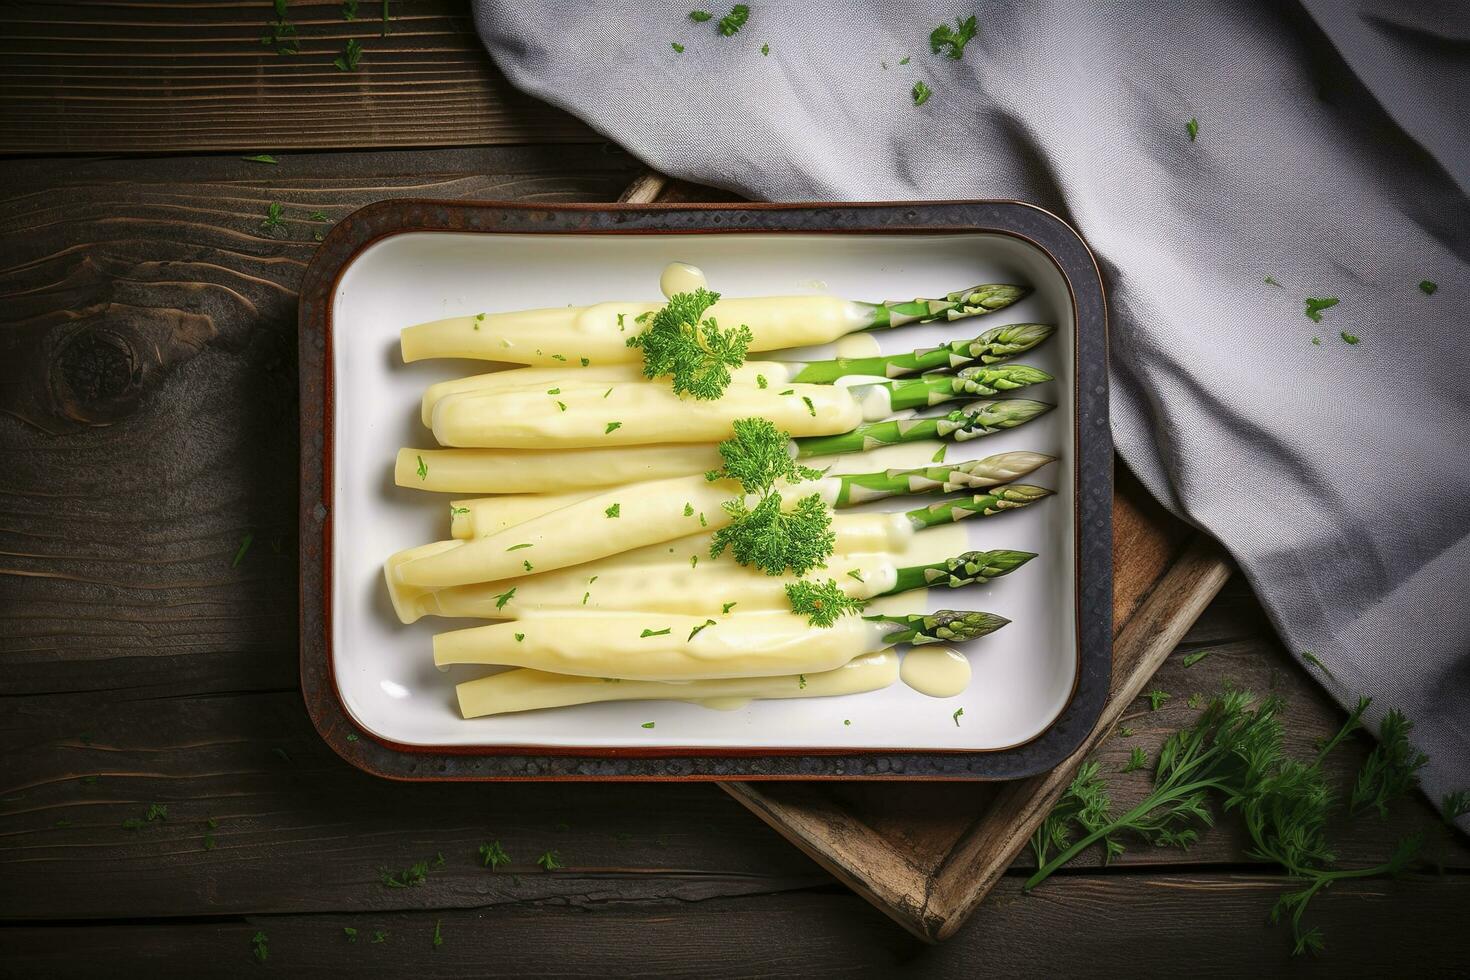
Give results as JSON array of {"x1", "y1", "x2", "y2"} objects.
[{"x1": 622, "y1": 172, "x2": 1233, "y2": 942}]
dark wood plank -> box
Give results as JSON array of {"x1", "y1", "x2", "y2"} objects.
[
  {"x1": 0, "y1": 145, "x2": 637, "y2": 699},
  {"x1": 0, "y1": 1, "x2": 597, "y2": 154},
  {"x1": 2, "y1": 874, "x2": 1465, "y2": 977}
]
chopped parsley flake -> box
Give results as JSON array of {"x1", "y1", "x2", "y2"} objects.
[
  {"x1": 580, "y1": 357, "x2": 590, "y2": 367},
  {"x1": 547, "y1": 387, "x2": 560, "y2": 395},
  {"x1": 416, "y1": 455, "x2": 428, "y2": 480},
  {"x1": 642, "y1": 721, "x2": 656, "y2": 729},
  {"x1": 756, "y1": 374, "x2": 768, "y2": 388},
  {"x1": 479, "y1": 840, "x2": 510, "y2": 869},
  {"x1": 536, "y1": 850, "x2": 563, "y2": 870},
  {"x1": 690, "y1": 554, "x2": 699, "y2": 568},
  {"x1": 605, "y1": 421, "x2": 622, "y2": 434},
  {"x1": 671, "y1": 41, "x2": 685, "y2": 52},
  {"x1": 242, "y1": 154, "x2": 278, "y2": 164},
  {"x1": 688, "y1": 618, "x2": 716, "y2": 640},
  {"x1": 1340, "y1": 331, "x2": 1360, "y2": 345},
  {"x1": 761, "y1": 42, "x2": 769, "y2": 55},
  {"x1": 690, "y1": 10, "x2": 712, "y2": 21},
  {"x1": 494, "y1": 587, "x2": 516, "y2": 611},
  {"x1": 507, "y1": 543, "x2": 533, "y2": 551},
  {"x1": 684, "y1": 503, "x2": 695, "y2": 517},
  {"x1": 582, "y1": 591, "x2": 590, "y2": 605},
  {"x1": 605, "y1": 503, "x2": 621, "y2": 518},
  {"x1": 514, "y1": 632, "x2": 525, "y2": 642},
  {"x1": 232, "y1": 532, "x2": 253, "y2": 568},
  {"x1": 1304, "y1": 296, "x2": 1339, "y2": 322},
  {"x1": 717, "y1": 3, "x2": 749, "y2": 35},
  {"x1": 1186, "y1": 117, "x2": 1199, "y2": 141},
  {"x1": 802, "y1": 395, "x2": 816, "y2": 416},
  {"x1": 912, "y1": 81, "x2": 932, "y2": 106},
  {"x1": 721, "y1": 601, "x2": 738, "y2": 614},
  {"x1": 1264, "y1": 275, "x2": 1282, "y2": 287},
  {"x1": 1146, "y1": 689, "x2": 1171, "y2": 711},
  {"x1": 1419, "y1": 280, "x2": 1438, "y2": 295},
  {"x1": 846, "y1": 569, "x2": 864, "y2": 582},
  {"x1": 1182, "y1": 649, "x2": 1211, "y2": 667},
  {"x1": 640, "y1": 627, "x2": 672, "y2": 637},
  {"x1": 952, "y1": 707, "x2": 964, "y2": 726},
  {"x1": 785, "y1": 579, "x2": 865, "y2": 627},
  {"x1": 929, "y1": 15, "x2": 977, "y2": 60},
  {"x1": 798, "y1": 673, "x2": 808, "y2": 689},
  {"x1": 556, "y1": 400, "x2": 567, "y2": 412}
]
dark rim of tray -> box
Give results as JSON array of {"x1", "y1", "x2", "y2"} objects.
[{"x1": 298, "y1": 201, "x2": 1112, "y2": 781}]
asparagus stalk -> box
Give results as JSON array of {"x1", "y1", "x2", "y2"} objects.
[
  {"x1": 432, "y1": 377, "x2": 1042, "y2": 450},
  {"x1": 902, "y1": 485, "x2": 1054, "y2": 530},
  {"x1": 867, "y1": 610, "x2": 1011, "y2": 645},
  {"x1": 456, "y1": 650, "x2": 899, "y2": 718},
  {"x1": 401, "y1": 284, "x2": 1029, "y2": 366},
  {"x1": 794, "y1": 398, "x2": 1053, "y2": 457},
  {"x1": 787, "y1": 322, "x2": 1054, "y2": 382},
  {"x1": 419, "y1": 324, "x2": 1055, "y2": 425},
  {"x1": 882, "y1": 549, "x2": 1036, "y2": 595},
  {"x1": 448, "y1": 452, "x2": 1053, "y2": 539}
]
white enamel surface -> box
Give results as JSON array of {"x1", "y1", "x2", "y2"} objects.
[{"x1": 332, "y1": 232, "x2": 1079, "y2": 749}]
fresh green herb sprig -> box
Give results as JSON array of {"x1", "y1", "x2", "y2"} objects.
[
  {"x1": 1186, "y1": 117, "x2": 1199, "y2": 142},
  {"x1": 717, "y1": 3, "x2": 749, "y2": 35},
  {"x1": 929, "y1": 15, "x2": 977, "y2": 59},
  {"x1": 536, "y1": 850, "x2": 562, "y2": 871},
  {"x1": 334, "y1": 37, "x2": 363, "y2": 71},
  {"x1": 251, "y1": 930, "x2": 269, "y2": 963},
  {"x1": 626, "y1": 288, "x2": 752, "y2": 400},
  {"x1": 785, "y1": 579, "x2": 865, "y2": 628},
  {"x1": 1348, "y1": 709, "x2": 1427, "y2": 818},
  {"x1": 912, "y1": 81, "x2": 932, "y2": 106},
  {"x1": 712, "y1": 490, "x2": 833, "y2": 576},
  {"x1": 1304, "y1": 296, "x2": 1338, "y2": 322},
  {"x1": 478, "y1": 840, "x2": 510, "y2": 869},
  {"x1": 1030, "y1": 761, "x2": 1122, "y2": 867},
  {"x1": 260, "y1": 202, "x2": 286, "y2": 234},
  {"x1": 261, "y1": 0, "x2": 299, "y2": 54}
]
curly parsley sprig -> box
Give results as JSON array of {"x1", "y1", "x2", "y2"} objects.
[
  {"x1": 785, "y1": 579, "x2": 866, "y2": 628},
  {"x1": 626, "y1": 287, "x2": 752, "y2": 400}
]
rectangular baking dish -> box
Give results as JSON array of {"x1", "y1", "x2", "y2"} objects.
[{"x1": 299, "y1": 201, "x2": 1111, "y2": 780}]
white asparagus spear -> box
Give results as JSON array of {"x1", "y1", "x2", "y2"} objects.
[
  {"x1": 401, "y1": 296, "x2": 866, "y2": 366},
  {"x1": 383, "y1": 511, "x2": 931, "y2": 625},
  {"x1": 389, "y1": 472, "x2": 835, "y2": 589},
  {"x1": 447, "y1": 450, "x2": 1053, "y2": 539},
  {"x1": 434, "y1": 608, "x2": 1008, "y2": 680},
  {"x1": 430, "y1": 381, "x2": 866, "y2": 449},
  {"x1": 395, "y1": 444, "x2": 723, "y2": 494},
  {"x1": 421, "y1": 362, "x2": 774, "y2": 427},
  {"x1": 455, "y1": 651, "x2": 899, "y2": 718},
  {"x1": 434, "y1": 612, "x2": 877, "y2": 680}
]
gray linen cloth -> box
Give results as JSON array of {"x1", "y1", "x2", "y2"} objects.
[{"x1": 475, "y1": 1, "x2": 1469, "y2": 817}]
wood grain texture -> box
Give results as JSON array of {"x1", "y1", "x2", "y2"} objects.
[
  {"x1": 0, "y1": 0, "x2": 598, "y2": 154},
  {"x1": 0, "y1": 145, "x2": 637, "y2": 698},
  {"x1": 3, "y1": 875, "x2": 1466, "y2": 978}
]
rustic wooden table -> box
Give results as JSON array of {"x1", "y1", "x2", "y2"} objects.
[{"x1": 1, "y1": 4, "x2": 1464, "y2": 976}]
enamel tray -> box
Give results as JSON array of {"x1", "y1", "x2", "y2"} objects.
[{"x1": 299, "y1": 202, "x2": 1111, "y2": 780}]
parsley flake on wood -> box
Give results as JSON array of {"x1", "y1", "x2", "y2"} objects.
[
  {"x1": 251, "y1": 931, "x2": 269, "y2": 964},
  {"x1": 605, "y1": 503, "x2": 621, "y2": 518},
  {"x1": 494, "y1": 587, "x2": 516, "y2": 611},
  {"x1": 1182, "y1": 649, "x2": 1211, "y2": 668},
  {"x1": 640, "y1": 627, "x2": 672, "y2": 638},
  {"x1": 371, "y1": 930, "x2": 389, "y2": 944},
  {"x1": 912, "y1": 81, "x2": 932, "y2": 106},
  {"x1": 1146, "y1": 689, "x2": 1171, "y2": 711},
  {"x1": 536, "y1": 850, "x2": 563, "y2": 870},
  {"x1": 1186, "y1": 117, "x2": 1199, "y2": 141},
  {"x1": 717, "y1": 3, "x2": 749, "y2": 35},
  {"x1": 479, "y1": 840, "x2": 510, "y2": 869},
  {"x1": 432, "y1": 919, "x2": 443, "y2": 950},
  {"x1": 625, "y1": 288, "x2": 752, "y2": 400},
  {"x1": 1122, "y1": 746, "x2": 1149, "y2": 773},
  {"x1": 929, "y1": 15, "x2": 977, "y2": 60},
  {"x1": 342, "y1": 0, "x2": 358, "y2": 18},
  {"x1": 1419, "y1": 280, "x2": 1437, "y2": 295},
  {"x1": 232, "y1": 532, "x2": 254, "y2": 568},
  {"x1": 333, "y1": 37, "x2": 363, "y2": 71},
  {"x1": 260, "y1": 0, "x2": 299, "y2": 54},
  {"x1": 343, "y1": 927, "x2": 358, "y2": 942},
  {"x1": 379, "y1": 859, "x2": 430, "y2": 888},
  {"x1": 1304, "y1": 296, "x2": 1338, "y2": 322},
  {"x1": 259, "y1": 202, "x2": 286, "y2": 233},
  {"x1": 242, "y1": 154, "x2": 278, "y2": 164}
]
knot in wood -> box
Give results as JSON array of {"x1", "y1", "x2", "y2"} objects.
[{"x1": 53, "y1": 326, "x2": 142, "y2": 424}]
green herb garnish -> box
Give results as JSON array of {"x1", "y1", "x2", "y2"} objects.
[
  {"x1": 1182, "y1": 650, "x2": 1211, "y2": 668},
  {"x1": 605, "y1": 421, "x2": 622, "y2": 434},
  {"x1": 690, "y1": 9, "x2": 712, "y2": 21},
  {"x1": 514, "y1": 632, "x2": 525, "y2": 642},
  {"x1": 952, "y1": 707, "x2": 964, "y2": 726},
  {"x1": 912, "y1": 81, "x2": 932, "y2": 106},
  {"x1": 1419, "y1": 280, "x2": 1437, "y2": 295},
  {"x1": 688, "y1": 619, "x2": 717, "y2": 640},
  {"x1": 379, "y1": 859, "x2": 430, "y2": 888},
  {"x1": 605, "y1": 503, "x2": 621, "y2": 518},
  {"x1": 798, "y1": 674, "x2": 808, "y2": 689},
  {"x1": 494, "y1": 587, "x2": 516, "y2": 611},
  {"x1": 333, "y1": 37, "x2": 363, "y2": 71},
  {"x1": 1340, "y1": 331, "x2": 1360, "y2": 345},
  {"x1": 671, "y1": 41, "x2": 685, "y2": 52},
  {"x1": 626, "y1": 288, "x2": 752, "y2": 400},
  {"x1": 260, "y1": 0, "x2": 299, "y2": 54},
  {"x1": 1301, "y1": 650, "x2": 1333, "y2": 677},
  {"x1": 1264, "y1": 275, "x2": 1282, "y2": 287},
  {"x1": 931, "y1": 444, "x2": 947, "y2": 463},
  {"x1": 344, "y1": 926, "x2": 358, "y2": 942},
  {"x1": 1122, "y1": 746, "x2": 1149, "y2": 773},
  {"x1": 371, "y1": 930, "x2": 388, "y2": 944},
  {"x1": 252, "y1": 931, "x2": 269, "y2": 964},
  {"x1": 801, "y1": 395, "x2": 816, "y2": 416},
  {"x1": 232, "y1": 532, "x2": 254, "y2": 568},
  {"x1": 1146, "y1": 689, "x2": 1171, "y2": 711},
  {"x1": 1304, "y1": 296, "x2": 1338, "y2": 322},
  {"x1": 479, "y1": 840, "x2": 510, "y2": 869},
  {"x1": 506, "y1": 543, "x2": 533, "y2": 552},
  {"x1": 761, "y1": 42, "x2": 769, "y2": 55},
  {"x1": 536, "y1": 850, "x2": 562, "y2": 870},
  {"x1": 1349, "y1": 709, "x2": 1427, "y2": 818},
  {"x1": 846, "y1": 569, "x2": 864, "y2": 582},
  {"x1": 1186, "y1": 117, "x2": 1199, "y2": 141},
  {"x1": 640, "y1": 627, "x2": 671, "y2": 638},
  {"x1": 242, "y1": 154, "x2": 278, "y2": 164},
  {"x1": 259, "y1": 202, "x2": 285, "y2": 233},
  {"x1": 721, "y1": 601, "x2": 737, "y2": 614},
  {"x1": 416, "y1": 454, "x2": 428, "y2": 480},
  {"x1": 432, "y1": 920, "x2": 443, "y2": 949},
  {"x1": 929, "y1": 15, "x2": 977, "y2": 59},
  {"x1": 712, "y1": 491, "x2": 834, "y2": 577},
  {"x1": 717, "y1": 3, "x2": 749, "y2": 35}
]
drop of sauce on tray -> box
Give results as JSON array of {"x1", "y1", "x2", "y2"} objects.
[
  {"x1": 900, "y1": 645, "x2": 971, "y2": 698},
  {"x1": 660, "y1": 262, "x2": 708, "y2": 298}
]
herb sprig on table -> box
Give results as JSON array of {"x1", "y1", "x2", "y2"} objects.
[{"x1": 1029, "y1": 692, "x2": 1429, "y2": 955}]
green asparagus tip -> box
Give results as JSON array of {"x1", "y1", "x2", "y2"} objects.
[
  {"x1": 956, "y1": 363, "x2": 1053, "y2": 386},
  {"x1": 922, "y1": 549, "x2": 1037, "y2": 588},
  {"x1": 878, "y1": 609, "x2": 1011, "y2": 644},
  {"x1": 938, "y1": 399, "x2": 1054, "y2": 440},
  {"x1": 952, "y1": 284, "x2": 1028, "y2": 312}
]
